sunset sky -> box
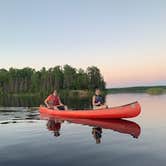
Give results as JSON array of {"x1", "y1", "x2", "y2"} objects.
[{"x1": 0, "y1": 0, "x2": 165, "y2": 87}]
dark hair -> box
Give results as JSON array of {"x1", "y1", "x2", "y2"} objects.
[{"x1": 95, "y1": 88, "x2": 100, "y2": 91}]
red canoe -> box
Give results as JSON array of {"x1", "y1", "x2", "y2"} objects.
[
  {"x1": 40, "y1": 114, "x2": 141, "y2": 138},
  {"x1": 39, "y1": 101, "x2": 141, "y2": 119}
]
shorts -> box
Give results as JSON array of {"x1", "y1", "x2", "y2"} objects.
[{"x1": 57, "y1": 106, "x2": 65, "y2": 110}]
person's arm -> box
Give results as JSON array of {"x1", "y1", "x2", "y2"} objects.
[
  {"x1": 92, "y1": 96, "x2": 101, "y2": 106},
  {"x1": 44, "y1": 97, "x2": 49, "y2": 107}
]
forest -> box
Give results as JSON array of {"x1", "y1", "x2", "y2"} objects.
[{"x1": 0, "y1": 65, "x2": 105, "y2": 95}]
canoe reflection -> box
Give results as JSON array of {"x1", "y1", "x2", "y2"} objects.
[{"x1": 41, "y1": 114, "x2": 141, "y2": 141}]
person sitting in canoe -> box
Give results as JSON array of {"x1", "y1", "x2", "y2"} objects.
[
  {"x1": 44, "y1": 90, "x2": 67, "y2": 110},
  {"x1": 92, "y1": 88, "x2": 108, "y2": 109}
]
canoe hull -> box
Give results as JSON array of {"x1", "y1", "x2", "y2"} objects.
[{"x1": 39, "y1": 101, "x2": 141, "y2": 119}]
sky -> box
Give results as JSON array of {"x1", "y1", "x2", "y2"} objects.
[{"x1": 0, "y1": 0, "x2": 166, "y2": 88}]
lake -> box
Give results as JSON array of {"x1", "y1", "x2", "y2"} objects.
[{"x1": 0, "y1": 93, "x2": 166, "y2": 166}]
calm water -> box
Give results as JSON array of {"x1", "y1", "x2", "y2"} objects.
[{"x1": 0, "y1": 93, "x2": 166, "y2": 166}]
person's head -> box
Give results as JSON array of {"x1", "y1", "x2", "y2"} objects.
[
  {"x1": 52, "y1": 90, "x2": 58, "y2": 96},
  {"x1": 95, "y1": 88, "x2": 101, "y2": 95}
]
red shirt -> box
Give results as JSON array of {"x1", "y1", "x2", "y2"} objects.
[{"x1": 46, "y1": 95, "x2": 60, "y2": 106}]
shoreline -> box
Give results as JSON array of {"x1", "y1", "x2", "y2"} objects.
[
  {"x1": 0, "y1": 86, "x2": 166, "y2": 97},
  {"x1": 107, "y1": 86, "x2": 166, "y2": 95}
]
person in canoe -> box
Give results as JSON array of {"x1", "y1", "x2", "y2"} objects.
[
  {"x1": 92, "y1": 88, "x2": 108, "y2": 109},
  {"x1": 44, "y1": 90, "x2": 67, "y2": 110}
]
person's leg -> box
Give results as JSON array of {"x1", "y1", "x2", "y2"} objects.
[
  {"x1": 47, "y1": 104, "x2": 53, "y2": 109},
  {"x1": 93, "y1": 105, "x2": 103, "y2": 110},
  {"x1": 102, "y1": 104, "x2": 108, "y2": 109},
  {"x1": 101, "y1": 104, "x2": 108, "y2": 109},
  {"x1": 57, "y1": 105, "x2": 65, "y2": 110},
  {"x1": 53, "y1": 106, "x2": 58, "y2": 110},
  {"x1": 64, "y1": 105, "x2": 68, "y2": 110},
  {"x1": 93, "y1": 105, "x2": 107, "y2": 109},
  {"x1": 93, "y1": 106, "x2": 99, "y2": 110}
]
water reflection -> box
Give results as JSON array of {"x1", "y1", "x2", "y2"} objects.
[
  {"x1": 0, "y1": 108, "x2": 40, "y2": 124},
  {"x1": 41, "y1": 114, "x2": 141, "y2": 143},
  {"x1": 0, "y1": 95, "x2": 91, "y2": 109},
  {"x1": 1, "y1": 94, "x2": 166, "y2": 166},
  {"x1": 46, "y1": 119, "x2": 64, "y2": 137},
  {"x1": 92, "y1": 127, "x2": 102, "y2": 144}
]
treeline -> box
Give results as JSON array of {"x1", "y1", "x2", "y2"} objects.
[
  {"x1": 107, "y1": 86, "x2": 166, "y2": 94},
  {"x1": 0, "y1": 65, "x2": 105, "y2": 95}
]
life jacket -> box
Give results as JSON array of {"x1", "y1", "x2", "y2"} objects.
[
  {"x1": 47, "y1": 95, "x2": 60, "y2": 106},
  {"x1": 94, "y1": 94, "x2": 104, "y2": 106}
]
